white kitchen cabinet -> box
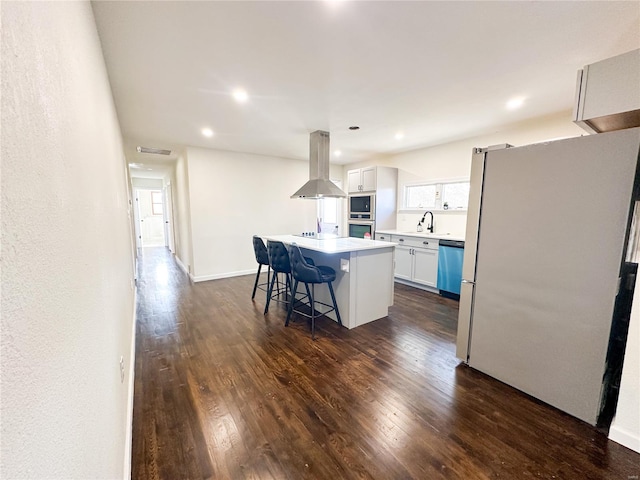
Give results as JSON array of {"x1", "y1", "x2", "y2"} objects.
[
  {"x1": 390, "y1": 234, "x2": 439, "y2": 290},
  {"x1": 573, "y1": 49, "x2": 640, "y2": 134},
  {"x1": 412, "y1": 248, "x2": 438, "y2": 287},
  {"x1": 394, "y1": 245, "x2": 413, "y2": 280},
  {"x1": 347, "y1": 166, "x2": 377, "y2": 193}
]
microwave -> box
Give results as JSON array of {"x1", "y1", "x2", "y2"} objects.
[{"x1": 349, "y1": 194, "x2": 374, "y2": 220}]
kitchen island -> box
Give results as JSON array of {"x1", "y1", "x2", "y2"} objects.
[{"x1": 262, "y1": 235, "x2": 396, "y2": 329}]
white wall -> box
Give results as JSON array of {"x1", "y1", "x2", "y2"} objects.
[
  {"x1": 346, "y1": 111, "x2": 586, "y2": 236},
  {"x1": 1, "y1": 2, "x2": 135, "y2": 478},
  {"x1": 131, "y1": 177, "x2": 164, "y2": 189},
  {"x1": 173, "y1": 152, "x2": 194, "y2": 274},
  {"x1": 185, "y1": 147, "x2": 320, "y2": 281}
]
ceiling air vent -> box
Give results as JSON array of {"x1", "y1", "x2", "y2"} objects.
[{"x1": 136, "y1": 146, "x2": 171, "y2": 155}]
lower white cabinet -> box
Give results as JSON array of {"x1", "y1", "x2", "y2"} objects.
[
  {"x1": 391, "y1": 235, "x2": 439, "y2": 289},
  {"x1": 395, "y1": 245, "x2": 413, "y2": 281},
  {"x1": 412, "y1": 248, "x2": 438, "y2": 287}
]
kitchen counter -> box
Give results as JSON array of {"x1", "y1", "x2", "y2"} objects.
[
  {"x1": 375, "y1": 229, "x2": 465, "y2": 242},
  {"x1": 264, "y1": 234, "x2": 397, "y2": 253},
  {"x1": 261, "y1": 234, "x2": 395, "y2": 329}
]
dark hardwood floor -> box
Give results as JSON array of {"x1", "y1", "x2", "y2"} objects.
[{"x1": 132, "y1": 247, "x2": 640, "y2": 479}]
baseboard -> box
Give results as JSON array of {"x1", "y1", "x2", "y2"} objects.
[
  {"x1": 123, "y1": 289, "x2": 137, "y2": 480},
  {"x1": 192, "y1": 268, "x2": 255, "y2": 283},
  {"x1": 394, "y1": 278, "x2": 439, "y2": 294},
  {"x1": 609, "y1": 424, "x2": 640, "y2": 453},
  {"x1": 174, "y1": 255, "x2": 189, "y2": 275}
]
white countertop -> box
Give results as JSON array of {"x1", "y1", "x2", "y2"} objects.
[
  {"x1": 376, "y1": 229, "x2": 465, "y2": 242},
  {"x1": 263, "y1": 234, "x2": 396, "y2": 254}
]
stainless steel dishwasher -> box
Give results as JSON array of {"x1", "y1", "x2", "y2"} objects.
[{"x1": 437, "y1": 239, "x2": 464, "y2": 299}]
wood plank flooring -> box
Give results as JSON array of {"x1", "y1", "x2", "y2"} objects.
[{"x1": 132, "y1": 247, "x2": 640, "y2": 479}]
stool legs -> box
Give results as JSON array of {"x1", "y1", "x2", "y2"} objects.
[
  {"x1": 264, "y1": 271, "x2": 292, "y2": 315},
  {"x1": 286, "y1": 279, "x2": 298, "y2": 326},
  {"x1": 327, "y1": 281, "x2": 342, "y2": 326},
  {"x1": 264, "y1": 272, "x2": 277, "y2": 314},
  {"x1": 286, "y1": 280, "x2": 341, "y2": 340}
]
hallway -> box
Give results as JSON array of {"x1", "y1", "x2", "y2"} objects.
[{"x1": 131, "y1": 248, "x2": 640, "y2": 479}]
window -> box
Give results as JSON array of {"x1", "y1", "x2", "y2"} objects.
[
  {"x1": 405, "y1": 184, "x2": 437, "y2": 209},
  {"x1": 151, "y1": 191, "x2": 163, "y2": 215},
  {"x1": 403, "y1": 180, "x2": 469, "y2": 211},
  {"x1": 441, "y1": 182, "x2": 470, "y2": 210}
]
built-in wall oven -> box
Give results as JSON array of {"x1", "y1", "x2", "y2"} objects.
[
  {"x1": 348, "y1": 194, "x2": 375, "y2": 238},
  {"x1": 348, "y1": 221, "x2": 374, "y2": 239}
]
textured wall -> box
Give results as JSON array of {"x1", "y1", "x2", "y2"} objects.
[{"x1": 1, "y1": 2, "x2": 135, "y2": 478}]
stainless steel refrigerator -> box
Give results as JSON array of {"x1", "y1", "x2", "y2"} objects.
[{"x1": 457, "y1": 127, "x2": 640, "y2": 426}]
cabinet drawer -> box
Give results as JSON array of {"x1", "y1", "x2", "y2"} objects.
[
  {"x1": 375, "y1": 232, "x2": 391, "y2": 241},
  {"x1": 394, "y1": 235, "x2": 439, "y2": 250}
]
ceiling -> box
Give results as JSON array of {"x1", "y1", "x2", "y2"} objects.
[{"x1": 92, "y1": 1, "x2": 640, "y2": 175}]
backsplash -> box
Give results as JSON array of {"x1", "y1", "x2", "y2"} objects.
[{"x1": 396, "y1": 212, "x2": 467, "y2": 237}]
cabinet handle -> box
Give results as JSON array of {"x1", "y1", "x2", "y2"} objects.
[
  {"x1": 398, "y1": 239, "x2": 404, "y2": 242},
  {"x1": 423, "y1": 241, "x2": 429, "y2": 245}
]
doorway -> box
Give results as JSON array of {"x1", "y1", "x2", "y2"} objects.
[
  {"x1": 135, "y1": 189, "x2": 166, "y2": 247},
  {"x1": 317, "y1": 180, "x2": 343, "y2": 236}
]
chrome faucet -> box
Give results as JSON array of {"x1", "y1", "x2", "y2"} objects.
[{"x1": 417, "y1": 211, "x2": 434, "y2": 233}]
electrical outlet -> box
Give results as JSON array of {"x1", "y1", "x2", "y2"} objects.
[{"x1": 119, "y1": 355, "x2": 125, "y2": 383}]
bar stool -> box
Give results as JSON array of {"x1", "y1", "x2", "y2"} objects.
[
  {"x1": 251, "y1": 235, "x2": 270, "y2": 300},
  {"x1": 286, "y1": 244, "x2": 342, "y2": 339},
  {"x1": 264, "y1": 240, "x2": 293, "y2": 315}
]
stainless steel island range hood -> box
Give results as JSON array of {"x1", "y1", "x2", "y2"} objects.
[{"x1": 291, "y1": 130, "x2": 346, "y2": 199}]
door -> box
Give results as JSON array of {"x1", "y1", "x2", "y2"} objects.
[
  {"x1": 394, "y1": 245, "x2": 413, "y2": 280},
  {"x1": 412, "y1": 248, "x2": 438, "y2": 287},
  {"x1": 347, "y1": 170, "x2": 361, "y2": 193},
  {"x1": 361, "y1": 167, "x2": 377, "y2": 192},
  {"x1": 468, "y1": 128, "x2": 639, "y2": 425},
  {"x1": 318, "y1": 180, "x2": 342, "y2": 235},
  {"x1": 164, "y1": 183, "x2": 176, "y2": 252},
  {"x1": 136, "y1": 189, "x2": 166, "y2": 247}
]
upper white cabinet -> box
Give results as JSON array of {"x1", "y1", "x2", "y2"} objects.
[
  {"x1": 348, "y1": 166, "x2": 377, "y2": 193},
  {"x1": 574, "y1": 49, "x2": 640, "y2": 134}
]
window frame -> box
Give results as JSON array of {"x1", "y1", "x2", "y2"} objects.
[{"x1": 401, "y1": 178, "x2": 470, "y2": 212}]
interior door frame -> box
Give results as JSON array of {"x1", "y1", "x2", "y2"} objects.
[{"x1": 133, "y1": 187, "x2": 167, "y2": 248}]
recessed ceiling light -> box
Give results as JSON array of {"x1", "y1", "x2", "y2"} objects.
[
  {"x1": 506, "y1": 97, "x2": 525, "y2": 110},
  {"x1": 128, "y1": 163, "x2": 143, "y2": 168},
  {"x1": 395, "y1": 132, "x2": 404, "y2": 140},
  {"x1": 334, "y1": 150, "x2": 342, "y2": 157},
  {"x1": 232, "y1": 88, "x2": 249, "y2": 103},
  {"x1": 202, "y1": 128, "x2": 214, "y2": 137}
]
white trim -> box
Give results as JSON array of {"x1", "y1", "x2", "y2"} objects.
[
  {"x1": 609, "y1": 424, "x2": 640, "y2": 453},
  {"x1": 175, "y1": 254, "x2": 189, "y2": 275},
  {"x1": 123, "y1": 288, "x2": 137, "y2": 480},
  {"x1": 394, "y1": 277, "x2": 440, "y2": 294},
  {"x1": 192, "y1": 269, "x2": 256, "y2": 283}
]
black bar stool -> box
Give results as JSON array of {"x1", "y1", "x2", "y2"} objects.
[
  {"x1": 264, "y1": 240, "x2": 293, "y2": 314},
  {"x1": 251, "y1": 235, "x2": 270, "y2": 300},
  {"x1": 286, "y1": 243, "x2": 342, "y2": 339}
]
